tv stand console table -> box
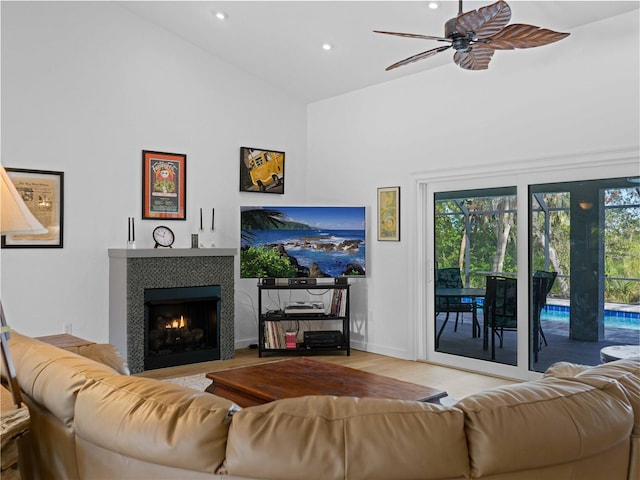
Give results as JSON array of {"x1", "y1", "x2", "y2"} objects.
[{"x1": 257, "y1": 282, "x2": 350, "y2": 357}]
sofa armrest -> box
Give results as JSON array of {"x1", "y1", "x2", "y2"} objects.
[
  {"x1": 543, "y1": 361, "x2": 592, "y2": 378},
  {"x1": 63, "y1": 344, "x2": 129, "y2": 375}
]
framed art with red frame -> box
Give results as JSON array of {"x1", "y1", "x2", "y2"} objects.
[{"x1": 142, "y1": 150, "x2": 186, "y2": 220}]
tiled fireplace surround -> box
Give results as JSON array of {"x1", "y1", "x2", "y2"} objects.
[{"x1": 108, "y1": 248, "x2": 236, "y2": 374}]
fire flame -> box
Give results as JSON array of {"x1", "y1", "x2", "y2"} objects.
[{"x1": 165, "y1": 315, "x2": 186, "y2": 329}]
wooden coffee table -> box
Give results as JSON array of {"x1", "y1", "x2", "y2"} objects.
[{"x1": 205, "y1": 357, "x2": 447, "y2": 407}]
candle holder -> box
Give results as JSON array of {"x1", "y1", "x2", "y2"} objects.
[
  {"x1": 210, "y1": 207, "x2": 216, "y2": 247},
  {"x1": 127, "y1": 217, "x2": 136, "y2": 249}
]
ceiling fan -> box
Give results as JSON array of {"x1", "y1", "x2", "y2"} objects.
[{"x1": 374, "y1": 0, "x2": 570, "y2": 71}]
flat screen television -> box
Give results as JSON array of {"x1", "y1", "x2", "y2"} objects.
[{"x1": 240, "y1": 206, "x2": 366, "y2": 279}]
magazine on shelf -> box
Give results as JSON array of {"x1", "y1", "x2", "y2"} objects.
[
  {"x1": 264, "y1": 320, "x2": 286, "y2": 349},
  {"x1": 330, "y1": 289, "x2": 347, "y2": 316}
]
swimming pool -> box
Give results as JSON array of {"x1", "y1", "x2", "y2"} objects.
[
  {"x1": 541, "y1": 304, "x2": 640, "y2": 330},
  {"x1": 463, "y1": 297, "x2": 640, "y2": 330}
]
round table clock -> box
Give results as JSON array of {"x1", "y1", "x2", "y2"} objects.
[{"x1": 152, "y1": 225, "x2": 175, "y2": 248}]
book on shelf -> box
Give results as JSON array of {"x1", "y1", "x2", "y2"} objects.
[
  {"x1": 264, "y1": 320, "x2": 286, "y2": 349},
  {"x1": 330, "y1": 289, "x2": 347, "y2": 317}
]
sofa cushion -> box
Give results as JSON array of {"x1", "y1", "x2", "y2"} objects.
[
  {"x1": 17, "y1": 398, "x2": 83, "y2": 479},
  {"x1": 458, "y1": 376, "x2": 633, "y2": 478},
  {"x1": 564, "y1": 358, "x2": 640, "y2": 480},
  {"x1": 74, "y1": 375, "x2": 238, "y2": 474},
  {"x1": 224, "y1": 395, "x2": 469, "y2": 480},
  {"x1": 7, "y1": 332, "x2": 119, "y2": 424},
  {"x1": 548, "y1": 359, "x2": 640, "y2": 434}
]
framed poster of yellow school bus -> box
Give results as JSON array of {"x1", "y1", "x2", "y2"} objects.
[
  {"x1": 377, "y1": 186, "x2": 400, "y2": 241},
  {"x1": 2, "y1": 168, "x2": 64, "y2": 248},
  {"x1": 239, "y1": 147, "x2": 285, "y2": 194}
]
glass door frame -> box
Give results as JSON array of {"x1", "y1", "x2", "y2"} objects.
[{"x1": 412, "y1": 148, "x2": 638, "y2": 381}]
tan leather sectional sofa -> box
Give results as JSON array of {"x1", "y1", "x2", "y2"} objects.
[{"x1": 5, "y1": 331, "x2": 639, "y2": 479}]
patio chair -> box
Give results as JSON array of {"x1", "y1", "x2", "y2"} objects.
[
  {"x1": 436, "y1": 268, "x2": 476, "y2": 333},
  {"x1": 532, "y1": 270, "x2": 557, "y2": 362},
  {"x1": 484, "y1": 275, "x2": 517, "y2": 361}
]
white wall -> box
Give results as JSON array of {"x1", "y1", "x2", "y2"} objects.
[
  {"x1": 306, "y1": 10, "x2": 640, "y2": 359},
  {"x1": 1, "y1": 2, "x2": 307, "y2": 343}
]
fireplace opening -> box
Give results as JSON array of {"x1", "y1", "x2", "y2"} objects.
[{"x1": 144, "y1": 285, "x2": 221, "y2": 370}]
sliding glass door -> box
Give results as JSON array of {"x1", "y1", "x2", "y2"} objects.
[
  {"x1": 529, "y1": 177, "x2": 640, "y2": 372},
  {"x1": 434, "y1": 187, "x2": 518, "y2": 366},
  {"x1": 424, "y1": 169, "x2": 639, "y2": 377}
]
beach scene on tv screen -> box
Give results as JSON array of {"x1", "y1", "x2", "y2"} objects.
[{"x1": 241, "y1": 206, "x2": 366, "y2": 278}]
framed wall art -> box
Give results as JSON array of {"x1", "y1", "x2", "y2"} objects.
[
  {"x1": 239, "y1": 147, "x2": 285, "y2": 194},
  {"x1": 377, "y1": 186, "x2": 400, "y2": 241},
  {"x1": 142, "y1": 150, "x2": 186, "y2": 220},
  {"x1": 2, "y1": 168, "x2": 64, "y2": 248}
]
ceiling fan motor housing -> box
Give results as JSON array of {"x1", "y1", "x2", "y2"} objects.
[{"x1": 445, "y1": 17, "x2": 473, "y2": 52}]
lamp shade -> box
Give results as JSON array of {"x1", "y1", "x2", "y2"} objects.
[{"x1": 1, "y1": 165, "x2": 47, "y2": 235}]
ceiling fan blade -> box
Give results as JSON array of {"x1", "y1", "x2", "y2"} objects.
[
  {"x1": 385, "y1": 45, "x2": 451, "y2": 71},
  {"x1": 456, "y1": 0, "x2": 511, "y2": 38},
  {"x1": 453, "y1": 45, "x2": 495, "y2": 70},
  {"x1": 482, "y1": 24, "x2": 570, "y2": 49},
  {"x1": 373, "y1": 30, "x2": 451, "y2": 43}
]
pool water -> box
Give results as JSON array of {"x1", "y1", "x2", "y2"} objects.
[
  {"x1": 464, "y1": 298, "x2": 640, "y2": 330},
  {"x1": 541, "y1": 305, "x2": 640, "y2": 331}
]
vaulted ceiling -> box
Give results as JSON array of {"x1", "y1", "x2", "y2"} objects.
[{"x1": 120, "y1": 1, "x2": 639, "y2": 103}]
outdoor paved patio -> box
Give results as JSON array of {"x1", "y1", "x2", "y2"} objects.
[{"x1": 435, "y1": 312, "x2": 640, "y2": 371}]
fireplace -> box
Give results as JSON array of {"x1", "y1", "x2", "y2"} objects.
[
  {"x1": 144, "y1": 285, "x2": 221, "y2": 370},
  {"x1": 108, "y1": 248, "x2": 236, "y2": 374}
]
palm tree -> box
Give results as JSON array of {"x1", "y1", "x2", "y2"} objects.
[{"x1": 240, "y1": 208, "x2": 286, "y2": 243}]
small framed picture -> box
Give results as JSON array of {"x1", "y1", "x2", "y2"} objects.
[
  {"x1": 239, "y1": 147, "x2": 285, "y2": 194},
  {"x1": 142, "y1": 150, "x2": 186, "y2": 220},
  {"x1": 377, "y1": 186, "x2": 400, "y2": 241},
  {"x1": 2, "y1": 168, "x2": 64, "y2": 248}
]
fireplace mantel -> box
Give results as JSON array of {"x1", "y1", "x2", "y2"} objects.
[
  {"x1": 108, "y1": 248, "x2": 237, "y2": 373},
  {"x1": 108, "y1": 248, "x2": 237, "y2": 259}
]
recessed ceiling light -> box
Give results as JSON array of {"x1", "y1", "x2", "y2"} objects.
[
  {"x1": 322, "y1": 43, "x2": 333, "y2": 51},
  {"x1": 428, "y1": 1, "x2": 440, "y2": 9},
  {"x1": 214, "y1": 11, "x2": 227, "y2": 20}
]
